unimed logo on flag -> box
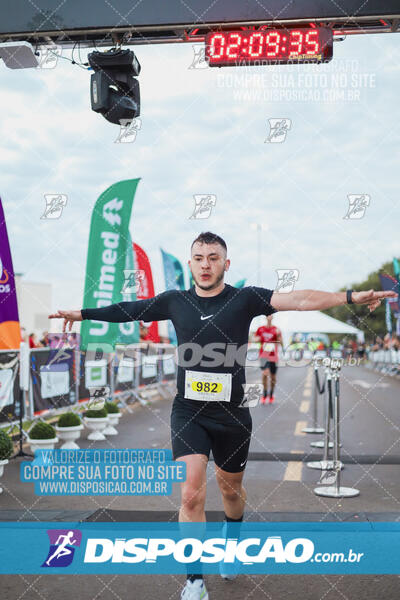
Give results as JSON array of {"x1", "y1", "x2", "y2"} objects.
[{"x1": 42, "y1": 529, "x2": 82, "y2": 568}]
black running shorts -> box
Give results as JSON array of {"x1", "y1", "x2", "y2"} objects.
[
  {"x1": 260, "y1": 359, "x2": 278, "y2": 374},
  {"x1": 170, "y1": 395, "x2": 252, "y2": 473}
]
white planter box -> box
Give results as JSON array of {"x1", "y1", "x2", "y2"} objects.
[
  {"x1": 0, "y1": 459, "x2": 9, "y2": 494},
  {"x1": 27, "y1": 437, "x2": 59, "y2": 453},
  {"x1": 103, "y1": 413, "x2": 121, "y2": 436},
  {"x1": 55, "y1": 424, "x2": 84, "y2": 449},
  {"x1": 83, "y1": 416, "x2": 109, "y2": 441}
]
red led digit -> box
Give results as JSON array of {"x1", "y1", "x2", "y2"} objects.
[
  {"x1": 248, "y1": 32, "x2": 264, "y2": 57},
  {"x1": 289, "y1": 30, "x2": 303, "y2": 56},
  {"x1": 210, "y1": 34, "x2": 226, "y2": 59},
  {"x1": 226, "y1": 32, "x2": 242, "y2": 59},
  {"x1": 205, "y1": 26, "x2": 331, "y2": 66},
  {"x1": 305, "y1": 30, "x2": 320, "y2": 55},
  {"x1": 265, "y1": 31, "x2": 281, "y2": 57}
]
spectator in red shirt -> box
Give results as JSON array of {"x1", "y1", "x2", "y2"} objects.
[{"x1": 28, "y1": 333, "x2": 39, "y2": 348}]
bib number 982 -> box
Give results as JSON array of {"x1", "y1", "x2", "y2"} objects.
[{"x1": 193, "y1": 381, "x2": 222, "y2": 393}]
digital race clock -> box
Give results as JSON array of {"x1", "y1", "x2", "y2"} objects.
[{"x1": 205, "y1": 27, "x2": 333, "y2": 67}]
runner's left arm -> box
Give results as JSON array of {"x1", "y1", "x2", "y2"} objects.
[{"x1": 270, "y1": 289, "x2": 397, "y2": 312}]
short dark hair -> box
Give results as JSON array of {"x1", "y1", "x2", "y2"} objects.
[{"x1": 191, "y1": 232, "x2": 227, "y2": 255}]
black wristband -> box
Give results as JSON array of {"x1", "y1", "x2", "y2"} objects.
[{"x1": 346, "y1": 289, "x2": 354, "y2": 304}]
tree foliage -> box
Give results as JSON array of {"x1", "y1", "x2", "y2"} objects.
[{"x1": 322, "y1": 260, "x2": 396, "y2": 342}]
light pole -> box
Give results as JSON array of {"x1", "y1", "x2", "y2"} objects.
[{"x1": 250, "y1": 223, "x2": 268, "y2": 286}]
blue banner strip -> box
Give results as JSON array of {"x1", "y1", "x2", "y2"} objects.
[{"x1": 0, "y1": 522, "x2": 399, "y2": 574}]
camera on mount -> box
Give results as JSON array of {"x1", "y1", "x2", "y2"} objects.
[{"x1": 88, "y1": 48, "x2": 141, "y2": 125}]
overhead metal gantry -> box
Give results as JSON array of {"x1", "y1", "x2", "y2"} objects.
[{"x1": 0, "y1": 1, "x2": 399, "y2": 49}]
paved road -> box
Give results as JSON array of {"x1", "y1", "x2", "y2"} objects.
[{"x1": 0, "y1": 361, "x2": 399, "y2": 598}]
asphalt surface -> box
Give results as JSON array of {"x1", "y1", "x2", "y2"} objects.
[{"x1": 0, "y1": 360, "x2": 399, "y2": 598}]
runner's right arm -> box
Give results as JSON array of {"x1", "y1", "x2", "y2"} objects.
[{"x1": 49, "y1": 290, "x2": 175, "y2": 332}]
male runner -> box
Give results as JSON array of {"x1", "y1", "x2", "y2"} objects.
[
  {"x1": 49, "y1": 231, "x2": 395, "y2": 600},
  {"x1": 255, "y1": 315, "x2": 283, "y2": 404}
]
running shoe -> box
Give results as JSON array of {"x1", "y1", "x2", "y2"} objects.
[
  {"x1": 269, "y1": 395, "x2": 275, "y2": 404},
  {"x1": 260, "y1": 395, "x2": 267, "y2": 405},
  {"x1": 181, "y1": 579, "x2": 208, "y2": 599}
]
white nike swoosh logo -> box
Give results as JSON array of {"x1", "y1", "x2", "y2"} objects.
[
  {"x1": 240, "y1": 461, "x2": 247, "y2": 467},
  {"x1": 200, "y1": 315, "x2": 213, "y2": 320}
]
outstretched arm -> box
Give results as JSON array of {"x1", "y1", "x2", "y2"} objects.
[
  {"x1": 49, "y1": 292, "x2": 174, "y2": 332},
  {"x1": 270, "y1": 289, "x2": 397, "y2": 312},
  {"x1": 48, "y1": 310, "x2": 82, "y2": 333}
]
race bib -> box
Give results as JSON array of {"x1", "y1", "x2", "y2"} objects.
[
  {"x1": 184, "y1": 370, "x2": 232, "y2": 402},
  {"x1": 263, "y1": 343, "x2": 275, "y2": 352}
]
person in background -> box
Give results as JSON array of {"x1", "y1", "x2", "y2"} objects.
[
  {"x1": 254, "y1": 315, "x2": 283, "y2": 404},
  {"x1": 20, "y1": 326, "x2": 28, "y2": 343},
  {"x1": 28, "y1": 333, "x2": 40, "y2": 348},
  {"x1": 357, "y1": 342, "x2": 366, "y2": 362},
  {"x1": 40, "y1": 331, "x2": 50, "y2": 346}
]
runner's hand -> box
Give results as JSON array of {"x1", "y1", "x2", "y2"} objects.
[
  {"x1": 351, "y1": 290, "x2": 397, "y2": 312},
  {"x1": 48, "y1": 310, "x2": 83, "y2": 332}
]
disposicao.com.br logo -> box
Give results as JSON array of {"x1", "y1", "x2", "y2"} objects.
[
  {"x1": 81, "y1": 535, "x2": 364, "y2": 568},
  {"x1": 42, "y1": 529, "x2": 82, "y2": 568},
  {"x1": 2, "y1": 521, "x2": 394, "y2": 575}
]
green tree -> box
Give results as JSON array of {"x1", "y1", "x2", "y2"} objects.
[{"x1": 323, "y1": 260, "x2": 396, "y2": 343}]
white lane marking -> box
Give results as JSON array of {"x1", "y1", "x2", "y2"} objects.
[
  {"x1": 294, "y1": 421, "x2": 307, "y2": 436},
  {"x1": 284, "y1": 461, "x2": 303, "y2": 481},
  {"x1": 300, "y1": 400, "x2": 310, "y2": 413}
]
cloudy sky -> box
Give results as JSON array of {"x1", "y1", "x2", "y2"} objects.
[{"x1": 1, "y1": 31, "x2": 399, "y2": 321}]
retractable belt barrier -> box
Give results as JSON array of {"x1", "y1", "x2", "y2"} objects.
[
  {"x1": 302, "y1": 357, "x2": 326, "y2": 435},
  {"x1": 313, "y1": 360, "x2": 360, "y2": 498}
]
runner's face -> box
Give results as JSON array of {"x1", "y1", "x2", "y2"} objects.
[{"x1": 189, "y1": 242, "x2": 229, "y2": 290}]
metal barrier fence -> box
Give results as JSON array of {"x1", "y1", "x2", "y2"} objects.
[
  {"x1": 0, "y1": 349, "x2": 21, "y2": 426},
  {"x1": 0, "y1": 343, "x2": 178, "y2": 429},
  {"x1": 366, "y1": 349, "x2": 400, "y2": 376}
]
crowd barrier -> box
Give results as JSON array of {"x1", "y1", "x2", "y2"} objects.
[
  {"x1": 366, "y1": 349, "x2": 400, "y2": 376},
  {"x1": 0, "y1": 343, "x2": 178, "y2": 428},
  {"x1": 0, "y1": 350, "x2": 21, "y2": 425}
]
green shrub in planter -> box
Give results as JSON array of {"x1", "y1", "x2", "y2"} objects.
[
  {"x1": 105, "y1": 402, "x2": 120, "y2": 414},
  {"x1": 0, "y1": 429, "x2": 13, "y2": 460},
  {"x1": 29, "y1": 422, "x2": 56, "y2": 440},
  {"x1": 84, "y1": 408, "x2": 108, "y2": 418},
  {"x1": 58, "y1": 412, "x2": 82, "y2": 427}
]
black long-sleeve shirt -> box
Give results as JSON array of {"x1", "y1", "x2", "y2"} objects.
[{"x1": 81, "y1": 284, "x2": 277, "y2": 406}]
